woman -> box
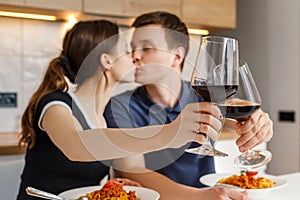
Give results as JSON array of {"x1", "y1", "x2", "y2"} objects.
[{"x1": 16, "y1": 20, "x2": 223, "y2": 199}]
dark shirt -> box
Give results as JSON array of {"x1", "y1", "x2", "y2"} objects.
[
  {"x1": 17, "y1": 91, "x2": 109, "y2": 200},
  {"x1": 104, "y1": 81, "x2": 215, "y2": 188}
]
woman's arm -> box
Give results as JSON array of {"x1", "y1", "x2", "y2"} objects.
[{"x1": 42, "y1": 102, "x2": 222, "y2": 161}]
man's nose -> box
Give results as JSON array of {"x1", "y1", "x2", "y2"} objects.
[{"x1": 132, "y1": 49, "x2": 142, "y2": 64}]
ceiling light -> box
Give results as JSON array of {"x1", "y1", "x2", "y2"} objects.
[
  {"x1": 188, "y1": 28, "x2": 209, "y2": 35},
  {"x1": 0, "y1": 11, "x2": 57, "y2": 21},
  {"x1": 63, "y1": 15, "x2": 78, "y2": 32}
]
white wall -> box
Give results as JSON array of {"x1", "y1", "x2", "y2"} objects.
[
  {"x1": 217, "y1": 0, "x2": 300, "y2": 174},
  {"x1": 0, "y1": 17, "x2": 66, "y2": 133}
]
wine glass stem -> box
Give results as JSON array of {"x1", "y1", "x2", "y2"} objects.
[
  {"x1": 203, "y1": 135, "x2": 211, "y2": 146},
  {"x1": 247, "y1": 149, "x2": 256, "y2": 157}
]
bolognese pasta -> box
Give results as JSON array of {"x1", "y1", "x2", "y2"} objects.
[
  {"x1": 81, "y1": 180, "x2": 139, "y2": 200},
  {"x1": 217, "y1": 171, "x2": 274, "y2": 189}
]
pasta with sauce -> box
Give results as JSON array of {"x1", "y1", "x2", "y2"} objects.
[
  {"x1": 217, "y1": 171, "x2": 274, "y2": 189},
  {"x1": 81, "y1": 180, "x2": 139, "y2": 200}
]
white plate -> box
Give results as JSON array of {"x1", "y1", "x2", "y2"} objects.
[
  {"x1": 200, "y1": 173, "x2": 288, "y2": 200},
  {"x1": 59, "y1": 185, "x2": 160, "y2": 200}
]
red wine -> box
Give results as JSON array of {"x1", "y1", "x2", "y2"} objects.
[
  {"x1": 219, "y1": 104, "x2": 261, "y2": 121},
  {"x1": 192, "y1": 85, "x2": 238, "y2": 103}
]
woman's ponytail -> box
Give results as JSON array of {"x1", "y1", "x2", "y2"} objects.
[{"x1": 19, "y1": 20, "x2": 120, "y2": 148}]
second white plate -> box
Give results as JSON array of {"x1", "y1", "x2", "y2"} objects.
[{"x1": 200, "y1": 173, "x2": 287, "y2": 199}]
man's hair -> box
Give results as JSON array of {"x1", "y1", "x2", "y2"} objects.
[{"x1": 132, "y1": 11, "x2": 189, "y2": 70}]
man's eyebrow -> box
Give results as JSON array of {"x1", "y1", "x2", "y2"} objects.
[{"x1": 131, "y1": 39, "x2": 154, "y2": 48}]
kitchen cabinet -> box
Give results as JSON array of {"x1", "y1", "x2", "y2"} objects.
[
  {"x1": 84, "y1": 0, "x2": 181, "y2": 18},
  {"x1": 182, "y1": 0, "x2": 236, "y2": 30},
  {"x1": 0, "y1": 0, "x2": 23, "y2": 7},
  {"x1": 0, "y1": 0, "x2": 236, "y2": 31},
  {"x1": 0, "y1": 154, "x2": 25, "y2": 200},
  {"x1": 0, "y1": 0, "x2": 81, "y2": 11},
  {"x1": 84, "y1": 0, "x2": 236, "y2": 31}
]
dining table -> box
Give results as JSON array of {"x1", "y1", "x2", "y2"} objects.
[{"x1": 264, "y1": 172, "x2": 300, "y2": 200}]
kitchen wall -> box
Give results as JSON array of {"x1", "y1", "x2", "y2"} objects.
[
  {"x1": 0, "y1": 17, "x2": 66, "y2": 133},
  {"x1": 217, "y1": 0, "x2": 300, "y2": 174}
]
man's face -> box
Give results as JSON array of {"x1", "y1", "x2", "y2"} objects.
[{"x1": 131, "y1": 24, "x2": 178, "y2": 85}]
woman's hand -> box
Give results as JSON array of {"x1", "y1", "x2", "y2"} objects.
[
  {"x1": 235, "y1": 109, "x2": 273, "y2": 152},
  {"x1": 171, "y1": 102, "x2": 223, "y2": 146}
]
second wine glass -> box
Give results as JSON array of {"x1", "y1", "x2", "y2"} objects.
[{"x1": 220, "y1": 61, "x2": 272, "y2": 168}]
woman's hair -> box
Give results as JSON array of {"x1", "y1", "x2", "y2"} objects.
[{"x1": 19, "y1": 20, "x2": 119, "y2": 148}]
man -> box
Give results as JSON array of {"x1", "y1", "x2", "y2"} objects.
[{"x1": 104, "y1": 11, "x2": 272, "y2": 200}]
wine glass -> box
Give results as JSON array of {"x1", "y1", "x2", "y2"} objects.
[
  {"x1": 185, "y1": 36, "x2": 239, "y2": 157},
  {"x1": 220, "y1": 61, "x2": 272, "y2": 168}
]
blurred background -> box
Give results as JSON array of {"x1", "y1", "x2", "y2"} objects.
[{"x1": 0, "y1": 0, "x2": 298, "y2": 198}]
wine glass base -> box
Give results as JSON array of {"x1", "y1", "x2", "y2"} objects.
[
  {"x1": 234, "y1": 150, "x2": 272, "y2": 169},
  {"x1": 185, "y1": 144, "x2": 228, "y2": 157}
]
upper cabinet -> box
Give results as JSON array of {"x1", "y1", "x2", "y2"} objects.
[
  {"x1": 83, "y1": 0, "x2": 236, "y2": 31},
  {"x1": 0, "y1": 0, "x2": 236, "y2": 31},
  {"x1": 0, "y1": 0, "x2": 81, "y2": 11},
  {"x1": 182, "y1": 0, "x2": 236, "y2": 30},
  {"x1": 84, "y1": 0, "x2": 181, "y2": 18}
]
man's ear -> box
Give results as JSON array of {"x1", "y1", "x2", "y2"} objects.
[
  {"x1": 100, "y1": 53, "x2": 112, "y2": 70},
  {"x1": 172, "y1": 47, "x2": 185, "y2": 67}
]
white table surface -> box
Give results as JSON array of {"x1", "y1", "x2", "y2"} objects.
[{"x1": 264, "y1": 172, "x2": 300, "y2": 200}]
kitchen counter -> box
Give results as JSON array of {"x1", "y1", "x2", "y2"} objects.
[
  {"x1": 0, "y1": 145, "x2": 26, "y2": 155},
  {"x1": 0, "y1": 132, "x2": 26, "y2": 155}
]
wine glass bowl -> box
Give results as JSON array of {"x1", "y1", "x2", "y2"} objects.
[
  {"x1": 186, "y1": 36, "x2": 239, "y2": 157},
  {"x1": 224, "y1": 61, "x2": 272, "y2": 169}
]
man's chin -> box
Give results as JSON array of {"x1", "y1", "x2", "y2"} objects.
[
  {"x1": 134, "y1": 73, "x2": 142, "y2": 84},
  {"x1": 134, "y1": 79, "x2": 143, "y2": 84}
]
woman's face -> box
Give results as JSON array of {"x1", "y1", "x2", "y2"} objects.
[{"x1": 109, "y1": 37, "x2": 136, "y2": 83}]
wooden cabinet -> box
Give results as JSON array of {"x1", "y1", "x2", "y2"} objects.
[
  {"x1": 0, "y1": 0, "x2": 23, "y2": 7},
  {"x1": 182, "y1": 0, "x2": 236, "y2": 30},
  {"x1": 24, "y1": 0, "x2": 81, "y2": 11},
  {"x1": 84, "y1": 0, "x2": 236, "y2": 30},
  {"x1": 0, "y1": 0, "x2": 236, "y2": 31},
  {"x1": 0, "y1": 0, "x2": 81, "y2": 11},
  {"x1": 84, "y1": 0, "x2": 181, "y2": 18}
]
